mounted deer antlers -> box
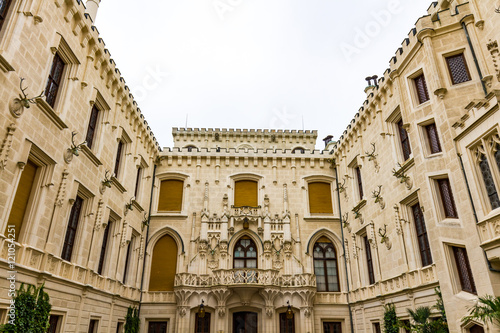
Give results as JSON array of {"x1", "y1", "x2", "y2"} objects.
[
  {"x1": 18, "y1": 77, "x2": 44, "y2": 108},
  {"x1": 70, "y1": 132, "x2": 87, "y2": 156},
  {"x1": 365, "y1": 142, "x2": 377, "y2": 160}
]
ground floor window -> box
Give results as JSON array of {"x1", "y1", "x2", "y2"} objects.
[
  {"x1": 323, "y1": 322, "x2": 341, "y2": 333},
  {"x1": 233, "y1": 311, "x2": 258, "y2": 333},
  {"x1": 148, "y1": 321, "x2": 168, "y2": 333},
  {"x1": 195, "y1": 312, "x2": 211, "y2": 333},
  {"x1": 469, "y1": 325, "x2": 485, "y2": 333},
  {"x1": 279, "y1": 312, "x2": 295, "y2": 333}
]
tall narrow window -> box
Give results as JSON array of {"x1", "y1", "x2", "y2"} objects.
[
  {"x1": 308, "y1": 182, "x2": 333, "y2": 214},
  {"x1": 149, "y1": 234, "x2": 178, "y2": 291},
  {"x1": 313, "y1": 239, "x2": 340, "y2": 292},
  {"x1": 373, "y1": 323, "x2": 381, "y2": 333},
  {"x1": 479, "y1": 154, "x2": 500, "y2": 210},
  {"x1": 88, "y1": 319, "x2": 98, "y2": 333},
  {"x1": 0, "y1": 0, "x2": 12, "y2": 32},
  {"x1": 495, "y1": 145, "x2": 500, "y2": 175},
  {"x1": 61, "y1": 196, "x2": 84, "y2": 261},
  {"x1": 355, "y1": 166, "x2": 364, "y2": 199},
  {"x1": 364, "y1": 236, "x2": 375, "y2": 285},
  {"x1": 425, "y1": 123, "x2": 442, "y2": 154},
  {"x1": 158, "y1": 179, "x2": 184, "y2": 212},
  {"x1": 85, "y1": 106, "x2": 100, "y2": 149},
  {"x1": 446, "y1": 53, "x2": 471, "y2": 85},
  {"x1": 437, "y1": 178, "x2": 458, "y2": 218},
  {"x1": 97, "y1": 221, "x2": 112, "y2": 275},
  {"x1": 115, "y1": 322, "x2": 124, "y2": 333},
  {"x1": 114, "y1": 141, "x2": 123, "y2": 178},
  {"x1": 122, "y1": 240, "x2": 132, "y2": 285},
  {"x1": 5, "y1": 160, "x2": 38, "y2": 242},
  {"x1": 47, "y1": 315, "x2": 61, "y2": 333},
  {"x1": 134, "y1": 167, "x2": 142, "y2": 198},
  {"x1": 411, "y1": 203, "x2": 433, "y2": 267},
  {"x1": 279, "y1": 312, "x2": 295, "y2": 333},
  {"x1": 45, "y1": 53, "x2": 65, "y2": 107},
  {"x1": 398, "y1": 119, "x2": 412, "y2": 161},
  {"x1": 414, "y1": 73, "x2": 430, "y2": 104},
  {"x1": 452, "y1": 246, "x2": 477, "y2": 294},
  {"x1": 195, "y1": 313, "x2": 211, "y2": 333},
  {"x1": 234, "y1": 180, "x2": 258, "y2": 207},
  {"x1": 323, "y1": 322, "x2": 342, "y2": 333}
]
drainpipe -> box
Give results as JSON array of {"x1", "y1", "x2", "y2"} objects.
[
  {"x1": 462, "y1": 22, "x2": 487, "y2": 96},
  {"x1": 138, "y1": 163, "x2": 157, "y2": 315},
  {"x1": 333, "y1": 158, "x2": 355, "y2": 333},
  {"x1": 457, "y1": 153, "x2": 500, "y2": 273}
]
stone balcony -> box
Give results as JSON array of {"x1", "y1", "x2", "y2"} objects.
[
  {"x1": 174, "y1": 269, "x2": 316, "y2": 288},
  {"x1": 476, "y1": 212, "x2": 500, "y2": 269}
]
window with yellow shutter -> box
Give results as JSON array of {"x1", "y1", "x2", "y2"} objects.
[
  {"x1": 234, "y1": 180, "x2": 258, "y2": 207},
  {"x1": 158, "y1": 179, "x2": 184, "y2": 212},
  {"x1": 149, "y1": 235, "x2": 178, "y2": 291},
  {"x1": 5, "y1": 160, "x2": 38, "y2": 242},
  {"x1": 308, "y1": 182, "x2": 333, "y2": 214}
]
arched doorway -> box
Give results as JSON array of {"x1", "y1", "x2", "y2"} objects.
[
  {"x1": 233, "y1": 311, "x2": 258, "y2": 333},
  {"x1": 149, "y1": 234, "x2": 178, "y2": 291}
]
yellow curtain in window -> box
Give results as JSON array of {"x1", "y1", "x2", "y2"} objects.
[
  {"x1": 308, "y1": 182, "x2": 333, "y2": 214},
  {"x1": 149, "y1": 235, "x2": 178, "y2": 291},
  {"x1": 6, "y1": 160, "x2": 38, "y2": 241},
  {"x1": 158, "y1": 180, "x2": 184, "y2": 212},
  {"x1": 234, "y1": 180, "x2": 258, "y2": 207}
]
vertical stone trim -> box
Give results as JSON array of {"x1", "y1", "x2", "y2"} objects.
[{"x1": 0, "y1": 123, "x2": 16, "y2": 170}]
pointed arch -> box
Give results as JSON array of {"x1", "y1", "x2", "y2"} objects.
[
  {"x1": 305, "y1": 228, "x2": 342, "y2": 255},
  {"x1": 228, "y1": 229, "x2": 264, "y2": 253}
]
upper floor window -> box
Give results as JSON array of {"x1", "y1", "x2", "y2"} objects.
[
  {"x1": 122, "y1": 235, "x2": 136, "y2": 285},
  {"x1": 88, "y1": 319, "x2": 99, "y2": 333},
  {"x1": 313, "y1": 239, "x2": 340, "y2": 292},
  {"x1": 364, "y1": 236, "x2": 375, "y2": 285},
  {"x1": 149, "y1": 234, "x2": 178, "y2": 291},
  {"x1": 134, "y1": 167, "x2": 143, "y2": 199},
  {"x1": 479, "y1": 153, "x2": 500, "y2": 210},
  {"x1": 0, "y1": 0, "x2": 12, "y2": 32},
  {"x1": 45, "y1": 53, "x2": 66, "y2": 108},
  {"x1": 425, "y1": 123, "x2": 442, "y2": 154},
  {"x1": 354, "y1": 166, "x2": 364, "y2": 200},
  {"x1": 97, "y1": 220, "x2": 112, "y2": 276},
  {"x1": 446, "y1": 53, "x2": 471, "y2": 85},
  {"x1": 233, "y1": 237, "x2": 257, "y2": 269},
  {"x1": 234, "y1": 180, "x2": 258, "y2": 207},
  {"x1": 436, "y1": 178, "x2": 458, "y2": 219},
  {"x1": 62, "y1": 196, "x2": 84, "y2": 261},
  {"x1": 472, "y1": 139, "x2": 500, "y2": 212},
  {"x1": 114, "y1": 140, "x2": 124, "y2": 178},
  {"x1": 397, "y1": 119, "x2": 412, "y2": 161},
  {"x1": 85, "y1": 105, "x2": 100, "y2": 150},
  {"x1": 451, "y1": 246, "x2": 476, "y2": 294},
  {"x1": 158, "y1": 179, "x2": 184, "y2": 212},
  {"x1": 411, "y1": 203, "x2": 433, "y2": 267},
  {"x1": 308, "y1": 182, "x2": 333, "y2": 215},
  {"x1": 413, "y1": 73, "x2": 430, "y2": 105}
]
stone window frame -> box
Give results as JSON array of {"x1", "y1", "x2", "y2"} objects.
[
  {"x1": 426, "y1": 171, "x2": 461, "y2": 225},
  {"x1": 2, "y1": 141, "x2": 56, "y2": 244},
  {"x1": 229, "y1": 173, "x2": 263, "y2": 208},
  {"x1": 40, "y1": 34, "x2": 80, "y2": 117},
  {"x1": 417, "y1": 118, "x2": 443, "y2": 159},
  {"x1": 154, "y1": 172, "x2": 189, "y2": 216},
  {"x1": 61, "y1": 183, "x2": 94, "y2": 265},
  {"x1": 83, "y1": 89, "x2": 111, "y2": 157},
  {"x1": 439, "y1": 48, "x2": 475, "y2": 87},
  {"x1": 442, "y1": 241, "x2": 478, "y2": 296},
  {"x1": 303, "y1": 175, "x2": 336, "y2": 218},
  {"x1": 121, "y1": 230, "x2": 140, "y2": 287},
  {"x1": 95, "y1": 211, "x2": 120, "y2": 278},
  {"x1": 386, "y1": 107, "x2": 413, "y2": 165},
  {"x1": 347, "y1": 156, "x2": 365, "y2": 204},
  {"x1": 354, "y1": 225, "x2": 379, "y2": 287},
  {"x1": 111, "y1": 127, "x2": 132, "y2": 188},
  {"x1": 47, "y1": 311, "x2": 67, "y2": 333},
  {"x1": 468, "y1": 132, "x2": 500, "y2": 214},
  {"x1": 133, "y1": 155, "x2": 149, "y2": 205}
]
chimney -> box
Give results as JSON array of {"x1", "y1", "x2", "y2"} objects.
[{"x1": 86, "y1": 0, "x2": 101, "y2": 22}]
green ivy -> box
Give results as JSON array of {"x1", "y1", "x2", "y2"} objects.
[
  {"x1": 0, "y1": 284, "x2": 51, "y2": 333},
  {"x1": 383, "y1": 303, "x2": 399, "y2": 333},
  {"x1": 124, "y1": 306, "x2": 140, "y2": 333}
]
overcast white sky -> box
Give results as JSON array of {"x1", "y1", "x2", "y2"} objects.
[{"x1": 96, "y1": 0, "x2": 431, "y2": 149}]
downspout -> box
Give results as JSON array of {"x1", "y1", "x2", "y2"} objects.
[
  {"x1": 333, "y1": 158, "x2": 355, "y2": 333},
  {"x1": 457, "y1": 153, "x2": 500, "y2": 273},
  {"x1": 462, "y1": 22, "x2": 487, "y2": 96},
  {"x1": 138, "y1": 163, "x2": 157, "y2": 315}
]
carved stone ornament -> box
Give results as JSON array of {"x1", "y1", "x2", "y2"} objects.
[
  {"x1": 178, "y1": 306, "x2": 189, "y2": 317},
  {"x1": 0, "y1": 124, "x2": 16, "y2": 170},
  {"x1": 64, "y1": 148, "x2": 74, "y2": 164},
  {"x1": 217, "y1": 306, "x2": 226, "y2": 317},
  {"x1": 9, "y1": 98, "x2": 24, "y2": 118},
  {"x1": 266, "y1": 306, "x2": 274, "y2": 317}
]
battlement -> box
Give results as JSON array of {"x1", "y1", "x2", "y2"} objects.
[
  {"x1": 51, "y1": 0, "x2": 160, "y2": 154},
  {"x1": 162, "y1": 146, "x2": 328, "y2": 155},
  {"x1": 172, "y1": 128, "x2": 319, "y2": 150},
  {"x1": 330, "y1": 1, "x2": 474, "y2": 158}
]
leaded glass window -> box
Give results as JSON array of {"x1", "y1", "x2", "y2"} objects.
[
  {"x1": 479, "y1": 154, "x2": 500, "y2": 210},
  {"x1": 313, "y1": 241, "x2": 340, "y2": 292}
]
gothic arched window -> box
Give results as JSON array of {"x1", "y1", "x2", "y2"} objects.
[
  {"x1": 313, "y1": 238, "x2": 340, "y2": 292},
  {"x1": 233, "y1": 237, "x2": 257, "y2": 269}
]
